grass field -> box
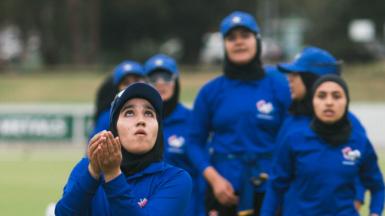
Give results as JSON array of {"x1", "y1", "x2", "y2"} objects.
[
  {"x1": 0, "y1": 62, "x2": 384, "y2": 215},
  {"x1": 0, "y1": 61, "x2": 384, "y2": 104}
]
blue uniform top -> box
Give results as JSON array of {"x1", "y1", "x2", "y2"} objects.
[
  {"x1": 164, "y1": 103, "x2": 196, "y2": 176},
  {"x1": 277, "y1": 112, "x2": 367, "y2": 202},
  {"x1": 261, "y1": 127, "x2": 385, "y2": 216},
  {"x1": 55, "y1": 158, "x2": 192, "y2": 216},
  {"x1": 163, "y1": 103, "x2": 205, "y2": 216},
  {"x1": 277, "y1": 112, "x2": 366, "y2": 146},
  {"x1": 187, "y1": 69, "x2": 291, "y2": 193},
  {"x1": 89, "y1": 109, "x2": 110, "y2": 139}
]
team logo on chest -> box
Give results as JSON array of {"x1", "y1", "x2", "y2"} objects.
[
  {"x1": 256, "y1": 99, "x2": 274, "y2": 120},
  {"x1": 168, "y1": 135, "x2": 185, "y2": 148},
  {"x1": 137, "y1": 198, "x2": 148, "y2": 208},
  {"x1": 341, "y1": 147, "x2": 361, "y2": 165}
]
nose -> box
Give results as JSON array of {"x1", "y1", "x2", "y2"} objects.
[
  {"x1": 136, "y1": 115, "x2": 146, "y2": 127},
  {"x1": 325, "y1": 96, "x2": 334, "y2": 106}
]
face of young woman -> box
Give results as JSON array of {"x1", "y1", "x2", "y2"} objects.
[
  {"x1": 116, "y1": 98, "x2": 158, "y2": 154},
  {"x1": 313, "y1": 81, "x2": 347, "y2": 124},
  {"x1": 148, "y1": 71, "x2": 175, "y2": 101},
  {"x1": 287, "y1": 73, "x2": 306, "y2": 100},
  {"x1": 118, "y1": 75, "x2": 145, "y2": 91},
  {"x1": 224, "y1": 28, "x2": 257, "y2": 65}
]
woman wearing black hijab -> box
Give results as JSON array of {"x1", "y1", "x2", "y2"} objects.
[
  {"x1": 261, "y1": 75, "x2": 385, "y2": 216},
  {"x1": 55, "y1": 83, "x2": 192, "y2": 216},
  {"x1": 187, "y1": 10, "x2": 291, "y2": 216}
]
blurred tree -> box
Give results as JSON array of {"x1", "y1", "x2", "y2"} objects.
[
  {"x1": 279, "y1": 0, "x2": 385, "y2": 62},
  {"x1": 1, "y1": 0, "x2": 382, "y2": 65}
]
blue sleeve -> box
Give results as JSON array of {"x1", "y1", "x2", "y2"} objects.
[
  {"x1": 359, "y1": 139, "x2": 385, "y2": 215},
  {"x1": 261, "y1": 134, "x2": 295, "y2": 216},
  {"x1": 89, "y1": 110, "x2": 110, "y2": 139},
  {"x1": 275, "y1": 118, "x2": 292, "y2": 150},
  {"x1": 103, "y1": 170, "x2": 192, "y2": 216},
  {"x1": 354, "y1": 177, "x2": 365, "y2": 203},
  {"x1": 186, "y1": 86, "x2": 212, "y2": 174},
  {"x1": 266, "y1": 67, "x2": 292, "y2": 111},
  {"x1": 55, "y1": 158, "x2": 101, "y2": 216}
]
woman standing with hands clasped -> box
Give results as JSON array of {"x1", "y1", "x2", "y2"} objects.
[
  {"x1": 261, "y1": 75, "x2": 385, "y2": 216},
  {"x1": 55, "y1": 83, "x2": 192, "y2": 216},
  {"x1": 187, "y1": 11, "x2": 291, "y2": 216}
]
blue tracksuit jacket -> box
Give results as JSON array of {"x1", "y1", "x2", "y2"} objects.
[
  {"x1": 163, "y1": 103, "x2": 205, "y2": 216},
  {"x1": 187, "y1": 70, "x2": 291, "y2": 211},
  {"x1": 276, "y1": 112, "x2": 367, "y2": 202},
  {"x1": 261, "y1": 127, "x2": 385, "y2": 216},
  {"x1": 55, "y1": 158, "x2": 192, "y2": 216}
]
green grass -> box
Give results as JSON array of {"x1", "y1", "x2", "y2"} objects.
[
  {"x1": 0, "y1": 68, "x2": 219, "y2": 104},
  {"x1": 0, "y1": 147, "x2": 383, "y2": 215},
  {"x1": 0, "y1": 148, "x2": 83, "y2": 215},
  {"x1": 0, "y1": 61, "x2": 383, "y2": 104}
]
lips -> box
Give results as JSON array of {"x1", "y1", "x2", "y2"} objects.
[
  {"x1": 323, "y1": 109, "x2": 335, "y2": 116},
  {"x1": 135, "y1": 129, "x2": 147, "y2": 136}
]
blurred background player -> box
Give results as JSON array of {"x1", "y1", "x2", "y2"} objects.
[
  {"x1": 261, "y1": 75, "x2": 385, "y2": 216},
  {"x1": 89, "y1": 60, "x2": 145, "y2": 139},
  {"x1": 187, "y1": 11, "x2": 291, "y2": 216},
  {"x1": 275, "y1": 46, "x2": 367, "y2": 210},
  {"x1": 144, "y1": 54, "x2": 205, "y2": 216}
]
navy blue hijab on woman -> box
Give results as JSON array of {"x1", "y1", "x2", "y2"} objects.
[
  {"x1": 310, "y1": 75, "x2": 352, "y2": 146},
  {"x1": 109, "y1": 83, "x2": 164, "y2": 176}
]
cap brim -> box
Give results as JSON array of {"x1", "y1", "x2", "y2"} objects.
[
  {"x1": 223, "y1": 25, "x2": 256, "y2": 36},
  {"x1": 147, "y1": 66, "x2": 174, "y2": 75},
  {"x1": 277, "y1": 63, "x2": 307, "y2": 73}
]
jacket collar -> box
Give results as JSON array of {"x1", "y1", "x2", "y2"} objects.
[{"x1": 125, "y1": 161, "x2": 168, "y2": 180}]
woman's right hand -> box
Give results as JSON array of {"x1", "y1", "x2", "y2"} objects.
[
  {"x1": 204, "y1": 167, "x2": 239, "y2": 206},
  {"x1": 97, "y1": 131, "x2": 122, "y2": 182},
  {"x1": 87, "y1": 131, "x2": 106, "y2": 179}
]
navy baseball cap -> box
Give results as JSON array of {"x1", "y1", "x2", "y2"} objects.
[
  {"x1": 144, "y1": 54, "x2": 178, "y2": 76},
  {"x1": 220, "y1": 11, "x2": 260, "y2": 37},
  {"x1": 109, "y1": 82, "x2": 163, "y2": 136},
  {"x1": 113, "y1": 61, "x2": 145, "y2": 85},
  {"x1": 278, "y1": 47, "x2": 341, "y2": 76}
]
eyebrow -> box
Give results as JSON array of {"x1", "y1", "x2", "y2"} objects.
[
  {"x1": 144, "y1": 104, "x2": 156, "y2": 112},
  {"x1": 120, "y1": 103, "x2": 156, "y2": 113}
]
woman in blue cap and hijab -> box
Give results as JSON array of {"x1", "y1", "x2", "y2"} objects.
[
  {"x1": 275, "y1": 46, "x2": 367, "y2": 209},
  {"x1": 144, "y1": 54, "x2": 205, "y2": 216},
  {"x1": 261, "y1": 75, "x2": 384, "y2": 216},
  {"x1": 89, "y1": 60, "x2": 146, "y2": 139},
  {"x1": 187, "y1": 11, "x2": 291, "y2": 216},
  {"x1": 55, "y1": 83, "x2": 192, "y2": 216}
]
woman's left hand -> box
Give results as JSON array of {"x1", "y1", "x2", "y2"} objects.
[{"x1": 97, "y1": 131, "x2": 122, "y2": 182}]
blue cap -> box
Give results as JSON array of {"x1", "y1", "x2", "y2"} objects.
[
  {"x1": 113, "y1": 61, "x2": 144, "y2": 85},
  {"x1": 220, "y1": 11, "x2": 260, "y2": 37},
  {"x1": 278, "y1": 47, "x2": 341, "y2": 76},
  {"x1": 144, "y1": 54, "x2": 178, "y2": 76}
]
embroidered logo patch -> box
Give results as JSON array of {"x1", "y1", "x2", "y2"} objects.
[
  {"x1": 341, "y1": 147, "x2": 361, "y2": 165},
  {"x1": 256, "y1": 100, "x2": 274, "y2": 114},
  {"x1": 168, "y1": 135, "x2": 185, "y2": 148},
  {"x1": 232, "y1": 16, "x2": 241, "y2": 24},
  {"x1": 155, "y1": 59, "x2": 164, "y2": 66},
  {"x1": 256, "y1": 100, "x2": 274, "y2": 120},
  {"x1": 123, "y1": 63, "x2": 133, "y2": 71},
  {"x1": 137, "y1": 198, "x2": 148, "y2": 208}
]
